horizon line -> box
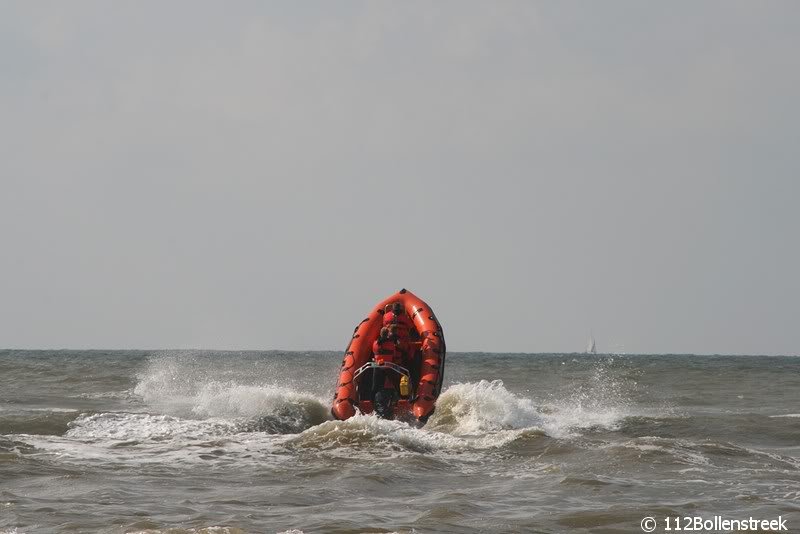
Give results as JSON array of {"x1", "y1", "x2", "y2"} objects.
[{"x1": 0, "y1": 347, "x2": 796, "y2": 358}]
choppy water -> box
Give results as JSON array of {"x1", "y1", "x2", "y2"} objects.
[{"x1": 1, "y1": 350, "x2": 799, "y2": 533}]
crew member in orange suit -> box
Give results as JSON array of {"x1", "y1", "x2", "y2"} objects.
[{"x1": 383, "y1": 302, "x2": 413, "y2": 362}]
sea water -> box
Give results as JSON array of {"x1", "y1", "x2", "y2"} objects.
[{"x1": 1, "y1": 350, "x2": 798, "y2": 533}]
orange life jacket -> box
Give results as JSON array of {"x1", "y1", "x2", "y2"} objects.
[
  {"x1": 383, "y1": 311, "x2": 413, "y2": 339},
  {"x1": 372, "y1": 338, "x2": 397, "y2": 364}
]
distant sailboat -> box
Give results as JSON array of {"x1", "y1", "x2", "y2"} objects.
[{"x1": 586, "y1": 334, "x2": 597, "y2": 354}]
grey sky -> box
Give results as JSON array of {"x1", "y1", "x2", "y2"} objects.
[{"x1": 1, "y1": 1, "x2": 798, "y2": 354}]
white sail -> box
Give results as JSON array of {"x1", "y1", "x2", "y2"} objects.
[{"x1": 586, "y1": 335, "x2": 596, "y2": 354}]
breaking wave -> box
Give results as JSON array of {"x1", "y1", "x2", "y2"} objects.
[
  {"x1": 132, "y1": 352, "x2": 330, "y2": 434},
  {"x1": 428, "y1": 380, "x2": 542, "y2": 434},
  {"x1": 127, "y1": 353, "x2": 641, "y2": 449},
  {"x1": 288, "y1": 378, "x2": 637, "y2": 454},
  {"x1": 9, "y1": 353, "x2": 660, "y2": 464},
  {"x1": 428, "y1": 376, "x2": 637, "y2": 439}
]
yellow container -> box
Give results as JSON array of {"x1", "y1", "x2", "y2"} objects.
[{"x1": 399, "y1": 375, "x2": 410, "y2": 397}]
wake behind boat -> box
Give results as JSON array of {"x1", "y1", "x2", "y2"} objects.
[{"x1": 331, "y1": 289, "x2": 446, "y2": 426}]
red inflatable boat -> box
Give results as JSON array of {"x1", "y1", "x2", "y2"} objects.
[{"x1": 331, "y1": 289, "x2": 446, "y2": 426}]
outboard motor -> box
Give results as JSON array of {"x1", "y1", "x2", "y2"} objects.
[{"x1": 373, "y1": 389, "x2": 397, "y2": 420}]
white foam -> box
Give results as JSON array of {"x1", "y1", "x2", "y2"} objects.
[
  {"x1": 74, "y1": 390, "x2": 134, "y2": 400},
  {"x1": 770, "y1": 413, "x2": 800, "y2": 418},
  {"x1": 66, "y1": 412, "x2": 239, "y2": 442},
  {"x1": 612, "y1": 437, "x2": 710, "y2": 466},
  {"x1": 538, "y1": 362, "x2": 642, "y2": 436},
  {"x1": 290, "y1": 415, "x2": 467, "y2": 454},
  {"x1": 191, "y1": 382, "x2": 329, "y2": 423},
  {"x1": 42, "y1": 355, "x2": 646, "y2": 465},
  {"x1": 17, "y1": 416, "x2": 288, "y2": 468},
  {"x1": 293, "y1": 416, "x2": 524, "y2": 459},
  {"x1": 740, "y1": 446, "x2": 800, "y2": 470},
  {"x1": 426, "y1": 377, "x2": 634, "y2": 440},
  {"x1": 430, "y1": 380, "x2": 541, "y2": 432},
  {"x1": 132, "y1": 353, "x2": 331, "y2": 432},
  {"x1": 127, "y1": 528, "x2": 246, "y2": 534},
  {"x1": 677, "y1": 467, "x2": 708, "y2": 475},
  {"x1": 286, "y1": 382, "x2": 553, "y2": 456},
  {"x1": 131, "y1": 354, "x2": 637, "y2": 447}
]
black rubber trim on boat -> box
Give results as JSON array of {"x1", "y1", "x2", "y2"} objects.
[{"x1": 400, "y1": 288, "x2": 407, "y2": 294}]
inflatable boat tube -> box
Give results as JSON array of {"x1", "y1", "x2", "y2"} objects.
[{"x1": 331, "y1": 289, "x2": 446, "y2": 426}]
